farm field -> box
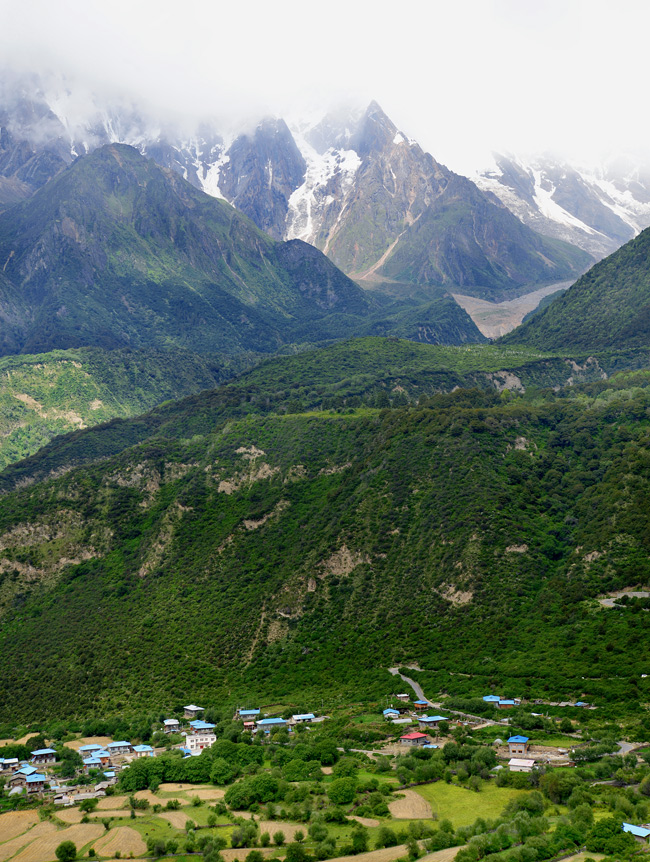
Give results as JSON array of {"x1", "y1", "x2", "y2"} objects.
[
  {"x1": 414, "y1": 782, "x2": 529, "y2": 827},
  {"x1": 388, "y1": 789, "x2": 434, "y2": 819}
]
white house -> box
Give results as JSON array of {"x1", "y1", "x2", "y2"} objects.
[{"x1": 185, "y1": 730, "x2": 216, "y2": 753}]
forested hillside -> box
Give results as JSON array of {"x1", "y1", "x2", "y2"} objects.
[
  {"x1": 504, "y1": 225, "x2": 650, "y2": 349},
  {"x1": 0, "y1": 347, "x2": 261, "y2": 470},
  {"x1": 0, "y1": 339, "x2": 649, "y2": 722}
]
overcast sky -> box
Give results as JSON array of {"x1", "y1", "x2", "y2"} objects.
[{"x1": 2, "y1": 0, "x2": 648, "y2": 173}]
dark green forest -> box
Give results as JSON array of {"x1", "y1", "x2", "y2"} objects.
[{"x1": 0, "y1": 338, "x2": 649, "y2": 722}]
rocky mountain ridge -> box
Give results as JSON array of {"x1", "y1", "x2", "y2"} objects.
[
  {"x1": 474, "y1": 152, "x2": 650, "y2": 260},
  {"x1": 0, "y1": 77, "x2": 590, "y2": 300}
]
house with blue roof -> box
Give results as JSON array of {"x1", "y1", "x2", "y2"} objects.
[
  {"x1": 418, "y1": 715, "x2": 448, "y2": 730},
  {"x1": 499, "y1": 700, "x2": 516, "y2": 709},
  {"x1": 256, "y1": 717, "x2": 287, "y2": 734},
  {"x1": 383, "y1": 708, "x2": 400, "y2": 719},
  {"x1": 31, "y1": 748, "x2": 56, "y2": 766},
  {"x1": 83, "y1": 756, "x2": 103, "y2": 771},
  {"x1": 291, "y1": 713, "x2": 315, "y2": 724},
  {"x1": 507, "y1": 735, "x2": 530, "y2": 755},
  {"x1": 133, "y1": 745, "x2": 155, "y2": 758},
  {"x1": 25, "y1": 773, "x2": 47, "y2": 793},
  {"x1": 412, "y1": 700, "x2": 429, "y2": 710},
  {"x1": 79, "y1": 744, "x2": 102, "y2": 756},
  {"x1": 483, "y1": 695, "x2": 501, "y2": 703},
  {"x1": 189, "y1": 720, "x2": 215, "y2": 731},
  {"x1": 179, "y1": 747, "x2": 192, "y2": 758},
  {"x1": 622, "y1": 823, "x2": 650, "y2": 842},
  {"x1": 107, "y1": 741, "x2": 133, "y2": 756},
  {"x1": 237, "y1": 708, "x2": 261, "y2": 718}
]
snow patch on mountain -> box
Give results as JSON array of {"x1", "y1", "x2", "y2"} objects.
[
  {"x1": 475, "y1": 153, "x2": 650, "y2": 259},
  {"x1": 530, "y1": 170, "x2": 597, "y2": 234},
  {"x1": 285, "y1": 133, "x2": 360, "y2": 243}
]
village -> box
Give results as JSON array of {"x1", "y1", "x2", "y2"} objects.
[
  {"x1": 0, "y1": 688, "x2": 648, "y2": 862},
  {"x1": 0, "y1": 693, "x2": 589, "y2": 802}
]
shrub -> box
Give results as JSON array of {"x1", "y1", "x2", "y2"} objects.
[
  {"x1": 56, "y1": 842, "x2": 77, "y2": 862},
  {"x1": 327, "y1": 777, "x2": 357, "y2": 806}
]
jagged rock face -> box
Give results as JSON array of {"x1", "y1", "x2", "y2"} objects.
[
  {"x1": 0, "y1": 126, "x2": 66, "y2": 208},
  {"x1": 0, "y1": 81, "x2": 594, "y2": 296},
  {"x1": 218, "y1": 118, "x2": 306, "y2": 240},
  {"x1": 475, "y1": 153, "x2": 650, "y2": 259},
  {"x1": 285, "y1": 104, "x2": 590, "y2": 297}
]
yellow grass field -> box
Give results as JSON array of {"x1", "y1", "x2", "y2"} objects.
[
  {"x1": 158, "y1": 783, "x2": 192, "y2": 792},
  {"x1": 64, "y1": 736, "x2": 112, "y2": 753},
  {"x1": 389, "y1": 789, "x2": 434, "y2": 819},
  {"x1": 158, "y1": 811, "x2": 190, "y2": 829},
  {"x1": 91, "y1": 810, "x2": 145, "y2": 819},
  {"x1": 187, "y1": 787, "x2": 226, "y2": 800},
  {"x1": 15, "y1": 734, "x2": 38, "y2": 746},
  {"x1": 0, "y1": 823, "x2": 57, "y2": 862},
  {"x1": 255, "y1": 822, "x2": 305, "y2": 841},
  {"x1": 349, "y1": 816, "x2": 381, "y2": 828},
  {"x1": 93, "y1": 827, "x2": 147, "y2": 857},
  {"x1": 336, "y1": 844, "x2": 411, "y2": 862},
  {"x1": 10, "y1": 824, "x2": 103, "y2": 862},
  {"x1": 55, "y1": 810, "x2": 83, "y2": 825},
  {"x1": 132, "y1": 790, "x2": 163, "y2": 805},
  {"x1": 96, "y1": 796, "x2": 129, "y2": 811},
  {"x1": 0, "y1": 811, "x2": 39, "y2": 842},
  {"x1": 222, "y1": 851, "x2": 276, "y2": 861},
  {"x1": 421, "y1": 847, "x2": 468, "y2": 862}
]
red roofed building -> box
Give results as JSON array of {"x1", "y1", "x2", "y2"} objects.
[{"x1": 400, "y1": 732, "x2": 429, "y2": 746}]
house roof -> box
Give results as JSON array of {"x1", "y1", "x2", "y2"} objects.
[
  {"x1": 483, "y1": 695, "x2": 501, "y2": 702},
  {"x1": 413, "y1": 700, "x2": 429, "y2": 705},
  {"x1": 509, "y1": 758, "x2": 535, "y2": 768},
  {"x1": 422, "y1": 744, "x2": 439, "y2": 749},
  {"x1": 107, "y1": 741, "x2": 132, "y2": 748},
  {"x1": 79, "y1": 744, "x2": 102, "y2": 752},
  {"x1": 17, "y1": 766, "x2": 38, "y2": 775},
  {"x1": 500, "y1": 700, "x2": 516, "y2": 705},
  {"x1": 256, "y1": 717, "x2": 286, "y2": 725},
  {"x1": 401, "y1": 732, "x2": 429, "y2": 740},
  {"x1": 239, "y1": 709, "x2": 260, "y2": 716},
  {"x1": 134, "y1": 745, "x2": 153, "y2": 752},
  {"x1": 26, "y1": 773, "x2": 46, "y2": 783},
  {"x1": 164, "y1": 719, "x2": 179, "y2": 725},
  {"x1": 383, "y1": 708, "x2": 400, "y2": 714},
  {"x1": 420, "y1": 715, "x2": 447, "y2": 722},
  {"x1": 95, "y1": 750, "x2": 111, "y2": 757},
  {"x1": 292, "y1": 714, "x2": 315, "y2": 721},
  {"x1": 31, "y1": 748, "x2": 56, "y2": 756},
  {"x1": 83, "y1": 757, "x2": 103, "y2": 765},
  {"x1": 189, "y1": 720, "x2": 216, "y2": 730},
  {"x1": 508, "y1": 735, "x2": 529, "y2": 743},
  {"x1": 184, "y1": 704, "x2": 204, "y2": 711},
  {"x1": 623, "y1": 823, "x2": 650, "y2": 838}
]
